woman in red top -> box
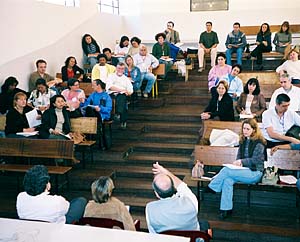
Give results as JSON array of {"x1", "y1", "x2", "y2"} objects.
[{"x1": 61, "y1": 56, "x2": 84, "y2": 83}]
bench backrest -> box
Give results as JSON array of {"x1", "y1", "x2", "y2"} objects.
[
  {"x1": 70, "y1": 117, "x2": 97, "y2": 134},
  {"x1": 194, "y1": 145, "x2": 300, "y2": 171},
  {"x1": 80, "y1": 83, "x2": 93, "y2": 97},
  {"x1": 152, "y1": 64, "x2": 165, "y2": 76},
  {"x1": 240, "y1": 25, "x2": 300, "y2": 36},
  {"x1": 239, "y1": 72, "x2": 280, "y2": 85},
  {"x1": 0, "y1": 138, "x2": 74, "y2": 159},
  {"x1": 0, "y1": 115, "x2": 5, "y2": 131}
]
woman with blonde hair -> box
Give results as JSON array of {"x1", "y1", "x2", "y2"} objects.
[
  {"x1": 84, "y1": 176, "x2": 136, "y2": 231},
  {"x1": 207, "y1": 118, "x2": 266, "y2": 219}
]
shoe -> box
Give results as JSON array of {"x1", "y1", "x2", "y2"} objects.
[
  {"x1": 246, "y1": 54, "x2": 251, "y2": 60},
  {"x1": 113, "y1": 114, "x2": 120, "y2": 121},
  {"x1": 137, "y1": 89, "x2": 142, "y2": 97},
  {"x1": 219, "y1": 210, "x2": 232, "y2": 220},
  {"x1": 121, "y1": 122, "x2": 127, "y2": 129},
  {"x1": 143, "y1": 92, "x2": 148, "y2": 98},
  {"x1": 205, "y1": 186, "x2": 216, "y2": 194},
  {"x1": 198, "y1": 68, "x2": 204, "y2": 73},
  {"x1": 72, "y1": 158, "x2": 80, "y2": 164}
]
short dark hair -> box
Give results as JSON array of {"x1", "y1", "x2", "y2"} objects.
[
  {"x1": 67, "y1": 78, "x2": 79, "y2": 88},
  {"x1": 167, "y1": 21, "x2": 174, "y2": 27},
  {"x1": 36, "y1": 59, "x2": 47, "y2": 68},
  {"x1": 35, "y1": 78, "x2": 47, "y2": 87},
  {"x1": 1, "y1": 76, "x2": 18, "y2": 93},
  {"x1": 97, "y1": 54, "x2": 107, "y2": 61},
  {"x1": 117, "y1": 62, "x2": 126, "y2": 68},
  {"x1": 94, "y1": 79, "x2": 106, "y2": 89},
  {"x1": 244, "y1": 78, "x2": 260, "y2": 95},
  {"x1": 276, "y1": 93, "x2": 290, "y2": 105},
  {"x1": 119, "y1": 36, "x2": 129, "y2": 48},
  {"x1": 23, "y1": 165, "x2": 50, "y2": 196},
  {"x1": 155, "y1": 32, "x2": 166, "y2": 41},
  {"x1": 49, "y1": 94, "x2": 66, "y2": 108},
  {"x1": 232, "y1": 64, "x2": 242, "y2": 74},
  {"x1": 206, "y1": 21, "x2": 212, "y2": 25},
  {"x1": 152, "y1": 175, "x2": 176, "y2": 199},
  {"x1": 233, "y1": 22, "x2": 241, "y2": 27},
  {"x1": 130, "y1": 36, "x2": 141, "y2": 45},
  {"x1": 103, "y1": 48, "x2": 112, "y2": 54},
  {"x1": 216, "y1": 52, "x2": 226, "y2": 64},
  {"x1": 65, "y1": 56, "x2": 77, "y2": 66}
]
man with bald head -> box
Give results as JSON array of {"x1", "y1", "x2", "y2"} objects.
[{"x1": 146, "y1": 162, "x2": 209, "y2": 234}]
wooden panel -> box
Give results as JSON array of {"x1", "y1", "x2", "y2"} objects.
[
  {"x1": 260, "y1": 84, "x2": 279, "y2": 100},
  {"x1": 239, "y1": 72, "x2": 280, "y2": 85},
  {"x1": 80, "y1": 83, "x2": 93, "y2": 97},
  {"x1": 152, "y1": 64, "x2": 165, "y2": 76},
  {"x1": 0, "y1": 115, "x2": 6, "y2": 131},
  {"x1": 0, "y1": 164, "x2": 72, "y2": 174},
  {"x1": 70, "y1": 117, "x2": 97, "y2": 134},
  {"x1": 0, "y1": 138, "x2": 74, "y2": 160},
  {"x1": 267, "y1": 149, "x2": 300, "y2": 170},
  {"x1": 240, "y1": 24, "x2": 300, "y2": 36}
]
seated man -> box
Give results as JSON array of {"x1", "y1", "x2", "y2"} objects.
[
  {"x1": 103, "y1": 47, "x2": 119, "y2": 67},
  {"x1": 146, "y1": 162, "x2": 210, "y2": 234},
  {"x1": 133, "y1": 45, "x2": 159, "y2": 98},
  {"x1": 269, "y1": 70, "x2": 300, "y2": 111},
  {"x1": 262, "y1": 93, "x2": 300, "y2": 148},
  {"x1": 164, "y1": 21, "x2": 181, "y2": 60},
  {"x1": 91, "y1": 54, "x2": 116, "y2": 83},
  {"x1": 106, "y1": 62, "x2": 133, "y2": 129},
  {"x1": 198, "y1": 21, "x2": 219, "y2": 72},
  {"x1": 225, "y1": 22, "x2": 247, "y2": 66},
  {"x1": 28, "y1": 59, "x2": 61, "y2": 92},
  {"x1": 16, "y1": 165, "x2": 87, "y2": 224},
  {"x1": 82, "y1": 79, "x2": 112, "y2": 149}
]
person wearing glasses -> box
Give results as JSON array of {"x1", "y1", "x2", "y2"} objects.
[
  {"x1": 262, "y1": 93, "x2": 300, "y2": 148},
  {"x1": 269, "y1": 70, "x2": 300, "y2": 111}
]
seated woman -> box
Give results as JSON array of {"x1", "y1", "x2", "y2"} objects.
[
  {"x1": 128, "y1": 36, "x2": 141, "y2": 56},
  {"x1": 249, "y1": 23, "x2": 272, "y2": 70},
  {"x1": 61, "y1": 78, "x2": 86, "y2": 118},
  {"x1": 0, "y1": 76, "x2": 27, "y2": 114},
  {"x1": 5, "y1": 92, "x2": 39, "y2": 138},
  {"x1": 84, "y1": 176, "x2": 136, "y2": 231},
  {"x1": 124, "y1": 55, "x2": 142, "y2": 95},
  {"x1": 208, "y1": 118, "x2": 266, "y2": 219},
  {"x1": 114, "y1": 36, "x2": 130, "y2": 57},
  {"x1": 201, "y1": 80, "x2": 235, "y2": 121},
  {"x1": 28, "y1": 78, "x2": 56, "y2": 113},
  {"x1": 82, "y1": 34, "x2": 101, "y2": 69},
  {"x1": 152, "y1": 32, "x2": 173, "y2": 78},
  {"x1": 273, "y1": 21, "x2": 292, "y2": 60},
  {"x1": 39, "y1": 95, "x2": 71, "y2": 139},
  {"x1": 61, "y1": 56, "x2": 84, "y2": 83},
  {"x1": 276, "y1": 48, "x2": 300, "y2": 84},
  {"x1": 208, "y1": 53, "x2": 232, "y2": 91},
  {"x1": 236, "y1": 78, "x2": 266, "y2": 121}
]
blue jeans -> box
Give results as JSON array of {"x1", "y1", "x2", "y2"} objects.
[
  {"x1": 226, "y1": 47, "x2": 244, "y2": 65},
  {"x1": 208, "y1": 167, "x2": 262, "y2": 210},
  {"x1": 65, "y1": 197, "x2": 87, "y2": 224},
  {"x1": 297, "y1": 179, "x2": 300, "y2": 192},
  {"x1": 139, "y1": 72, "x2": 156, "y2": 94}
]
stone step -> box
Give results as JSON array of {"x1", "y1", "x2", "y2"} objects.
[
  {"x1": 164, "y1": 96, "x2": 209, "y2": 105},
  {"x1": 142, "y1": 121, "x2": 200, "y2": 133},
  {"x1": 142, "y1": 132, "x2": 197, "y2": 144},
  {"x1": 131, "y1": 142, "x2": 195, "y2": 154}
]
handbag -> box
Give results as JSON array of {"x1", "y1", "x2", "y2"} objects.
[
  {"x1": 70, "y1": 132, "x2": 86, "y2": 145},
  {"x1": 285, "y1": 125, "x2": 300, "y2": 140},
  {"x1": 261, "y1": 166, "x2": 279, "y2": 185},
  {"x1": 192, "y1": 160, "x2": 205, "y2": 178}
]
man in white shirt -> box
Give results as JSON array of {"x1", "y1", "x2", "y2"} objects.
[
  {"x1": 269, "y1": 70, "x2": 300, "y2": 111},
  {"x1": 146, "y1": 162, "x2": 210, "y2": 234},
  {"x1": 262, "y1": 93, "x2": 300, "y2": 148},
  {"x1": 16, "y1": 165, "x2": 87, "y2": 223},
  {"x1": 133, "y1": 45, "x2": 159, "y2": 98},
  {"x1": 106, "y1": 62, "x2": 133, "y2": 129}
]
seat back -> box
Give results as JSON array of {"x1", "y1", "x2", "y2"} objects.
[
  {"x1": 152, "y1": 64, "x2": 166, "y2": 76},
  {"x1": 70, "y1": 117, "x2": 97, "y2": 135},
  {"x1": 160, "y1": 230, "x2": 211, "y2": 242},
  {"x1": 76, "y1": 217, "x2": 124, "y2": 229}
]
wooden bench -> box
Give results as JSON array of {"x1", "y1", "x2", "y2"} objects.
[
  {"x1": 193, "y1": 145, "x2": 300, "y2": 216},
  {"x1": 70, "y1": 117, "x2": 97, "y2": 168},
  {"x1": 171, "y1": 62, "x2": 193, "y2": 82},
  {"x1": 0, "y1": 164, "x2": 72, "y2": 193}
]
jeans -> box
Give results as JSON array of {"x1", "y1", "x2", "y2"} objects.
[
  {"x1": 208, "y1": 167, "x2": 262, "y2": 210},
  {"x1": 297, "y1": 179, "x2": 300, "y2": 192},
  {"x1": 110, "y1": 93, "x2": 128, "y2": 123},
  {"x1": 139, "y1": 72, "x2": 156, "y2": 94},
  {"x1": 226, "y1": 47, "x2": 244, "y2": 66},
  {"x1": 65, "y1": 197, "x2": 87, "y2": 224}
]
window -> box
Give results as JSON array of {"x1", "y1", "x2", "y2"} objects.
[
  {"x1": 37, "y1": 0, "x2": 80, "y2": 7},
  {"x1": 190, "y1": 0, "x2": 228, "y2": 12},
  {"x1": 98, "y1": 0, "x2": 119, "y2": 15}
]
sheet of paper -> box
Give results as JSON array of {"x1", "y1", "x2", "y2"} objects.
[
  {"x1": 160, "y1": 57, "x2": 173, "y2": 62},
  {"x1": 223, "y1": 163, "x2": 249, "y2": 170},
  {"x1": 279, "y1": 175, "x2": 297, "y2": 184},
  {"x1": 59, "y1": 132, "x2": 71, "y2": 140},
  {"x1": 25, "y1": 109, "x2": 41, "y2": 128},
  {"x1": 239, "y1": 114, "x2": 254, "y2": 119},
  {"x1": 16, "y1": 131, "x2": 39, "y2": 137}
]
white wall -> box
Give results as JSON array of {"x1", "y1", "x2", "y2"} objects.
[{"x1": 0, "y1": 0, "x2": 126, "y2": 91}]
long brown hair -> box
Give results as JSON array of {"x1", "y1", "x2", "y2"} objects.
[{"x1": 239, "y1": 118, "x2": 266, "y2": 145}]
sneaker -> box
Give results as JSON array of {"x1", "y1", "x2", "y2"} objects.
[
  {"x1": 198, "y1": 68, "x2": 204, "y2": 73},
  {"x1": 137, "y1": 89, "x2": 142, "y2": 97},
  {"x1": 143, "y1": 92, "x2": 148, "y2": 98},
  {"x1": 114, "y1": 114, "x2": 120, "y2": 121},
  {"x1": 121, "y1": 122, "x2": 127, "y2": 129}
]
